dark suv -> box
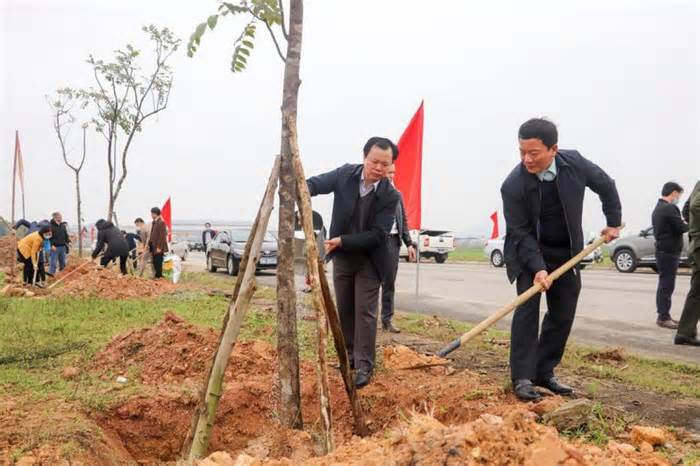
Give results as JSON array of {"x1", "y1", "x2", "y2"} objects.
[{"x1": 206, "y1": 228, "x2": 278, "y2": 275}]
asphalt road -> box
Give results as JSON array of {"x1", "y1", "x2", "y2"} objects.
[{"x1": 185, "y1": 252, "x2": 698, "y2": 364}]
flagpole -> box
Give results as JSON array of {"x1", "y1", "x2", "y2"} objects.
[
  {"x1": 415, "y1": 230, "x2": 420, "y2": 309},
  {"x1": 12, "y1": 131, "x2": 17, "y2": 224}
]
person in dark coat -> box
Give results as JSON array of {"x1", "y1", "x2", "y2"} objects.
[
  {"x1": 307, "y1": 136, "x2": 400, "y2": 389},
  {"x1": 202, "y1": 223, "x2": 217, "y2": 253},
  {"x1": 651, "y1": 182, "x2": 689, "y2": 329},
  {"x1": 381, "y1": 163, "x2": 417, "y2": 333},
  {"x1": 501, "y1": 118, "x2": 622, "y2": 402},
  {"x1": 123, "y1": 230, "x2": 141, "y2": 271},
  {"x1": 91, "y1": 219, "x2": 129, "y2": 275},
  {"x1": 149, "y1": 207, "x2": 169, "y2": 279},
  {"x1": 49, "y1": 212, "x2": 71, "y2": 275}
]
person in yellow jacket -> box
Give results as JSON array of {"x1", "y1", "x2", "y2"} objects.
[{"x1": 17, "y1": 225, "x2": 52, "y2": 286}]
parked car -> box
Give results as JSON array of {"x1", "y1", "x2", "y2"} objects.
[
  {"x1": 206, "y1": 228, "x2": 278, "y2": 275},
  {"x1": 399, "y1": 230, "x2": 455, "y2": 263},
  {"x1": 169, "y1": 240, "x2": 189, "y2": 261},
  {"x1": 611, "y1": 227, "x2": 690, "y2": 273},
  {"x1": 484, "y1": 235, "x2": 602, "y2": 268}
]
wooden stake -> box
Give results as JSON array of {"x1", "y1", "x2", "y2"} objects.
[
  {"x1": 287, "y1": 116, "x2": 333, "y2": 452},
  {"x1": 287, "y1": 115, "x2": 369, "y2": 437},
  {"x1": 185, "y1": 156, "x2": 281, "y2": 460}
]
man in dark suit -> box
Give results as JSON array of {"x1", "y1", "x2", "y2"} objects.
[
  {"x1": 307, "y1": 137, "x2": 400, "y2": 388},
  {"x1": 381, "y1": 163, "x2": 417, "y2": 333},
  {"x1": 651, "y1": 182, "x2": 688, "y2": 329},
  {"x1": 501, "y1": 118, "x2": 622, "y2": 401}
]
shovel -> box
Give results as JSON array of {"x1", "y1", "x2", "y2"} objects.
[{"x1": 436, "y1": 226, "x2": 623, "y2": 358}]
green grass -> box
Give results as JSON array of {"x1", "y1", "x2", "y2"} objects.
[{"x1": 447, "y1": 247, "x2": 488, "y2": 263}]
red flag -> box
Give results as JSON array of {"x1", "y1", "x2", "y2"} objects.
[
  {"x1": 490, "y1": 211, "x2": 499, "y2": 240},
  {"x1": 394, "y1": 102, "x2": 424, "y2": 230},
  {"x1": 161, "y1": 197, "x2": 172, "y2": 242},
  {"x1": 11, "y1": 131, "x2": 26, "y2": 222}
]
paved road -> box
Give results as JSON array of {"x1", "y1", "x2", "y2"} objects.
[{"x1": 185, "y1": 253, "x2": 698, "y2": 364}]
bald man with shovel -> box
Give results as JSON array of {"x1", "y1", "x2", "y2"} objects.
[{"x1": 501, "y1": 118, "x2": 622, "y2": 401}]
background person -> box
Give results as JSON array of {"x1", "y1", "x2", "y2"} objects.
[
  {"x1": 49, "y1": 211, "x2": 70, "y2": 276},
  {"x1": 91, "y1": 219, "x2": 129, "y2": 275},
  {"x1": 17, "y1": 225, "x2": 52, "y2": 286},
  {"x1": 149, "y1": 207, "x2": 169, "y2": 279},
  {"x1": 651, "y1": 182, "x2": 688, "y2": 329}
]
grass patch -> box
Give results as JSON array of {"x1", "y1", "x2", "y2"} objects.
[
  {"x1": 560, "y1": 402, "x2": 627, "y2": 447},
  {"x1": 447, "y1": 247, "x2": 487, "y2": 263}
]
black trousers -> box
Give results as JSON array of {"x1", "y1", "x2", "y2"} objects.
[
  {"x1": 677, "y1": 249, "x2": 700, "y2": 338},
  {"x1": 510, "y1": 246, "x2": 581, "y2": 382},
  {"x1": 101, "y1": 252, "x2": 128, "y2": 275},
  {"x1": 153, "y1": 253, "x2": 164, "y2": 278},
  {"x1": 381, "y1": 235, "x2": 401, "y2": 324},
  {"x1": 333, "y1": 253, "x2": 381, "y2": 373},
  {"x1": 655, "y1": 252, "x2": 680, "y2": 321}
]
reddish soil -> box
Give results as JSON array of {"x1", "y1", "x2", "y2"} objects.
[{"x1": 3, "y1": 313, "x2": 696, "y2": 465}]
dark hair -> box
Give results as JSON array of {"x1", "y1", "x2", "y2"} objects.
[
  {"x1": 363, "y1": 137, "x2": 399, "y2": 161},
  {"x1": 662, "y1": 182, "x2": 683, "y2": 197},
  {"x1": 151, "y1": 207, "x2": 161, "y2": 215},
  {"x1": 518, "y1": 118, "x2": 558, "y2": 149},
  {"x1": 135, "y1": 217, "x2": 144, "y2": 224},
  {"x1": 39, "y1": 225, "x2": 51, "y2": 235},
  {"x1": 205, "y1": 222, "x2": 211, "y2": 227}
]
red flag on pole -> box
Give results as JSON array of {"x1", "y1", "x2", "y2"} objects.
[
  {"x1": 394, "y1": 102, "x2": 424, "y2": 230},
  {"x1": 11, "y1": 131, "x2": 26, "y2": 222},
  {"x1": 161, "y1": 197, "x2": 172, "y2": 242},
  {"x1": 489, "y1": 211, "x2": 499, "y2": 240}
]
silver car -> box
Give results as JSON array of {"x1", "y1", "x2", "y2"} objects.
[
  {"x1": 611, "y1": 227, "x2": 690, "y2": 273},
  {"x1": 484, "y1": 235, "x2": 602, "y2": 268}
]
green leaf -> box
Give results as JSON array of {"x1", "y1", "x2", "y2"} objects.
[
  {"x1": 242, "y1": 40, "x2": 254, "y2": 48},
  {"x1": 207, "y1": 15, "x2": 218, "y2": 30}
]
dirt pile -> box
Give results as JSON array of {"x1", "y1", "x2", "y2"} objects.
[
  {"x1": 50, "y1": 260, "x2": 177, "y2": 299},
  {"x1": 584, "y1": 347, "x2": 627, "y2": 364},
  {"x1": 383, "y1": 344, "x2": 449, "y2": 369},
  {"x1": 88, "y1": 314, "x2": 522, "y2": 463},
  {"x1": 213, "y1": 410, "x2": 670, "y2": 466},
  {"x1": 0, "y1": 235, "x2": 15, "y2": 269}
]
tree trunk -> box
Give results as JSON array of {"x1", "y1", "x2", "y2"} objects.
[
  {"x1": 286, "y1": 115, "x2": 333, "y2": 452},
  {"x1": 75, "y1": 171, "x2": 83, "y2": 257},
  {"x1": 276, "y1": 0, "x2": 304, "y2": 430},
  {"x1": 186, "y1": 156, "x2": 281, "y2": 460}
]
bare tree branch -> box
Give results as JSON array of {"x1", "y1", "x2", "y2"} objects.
[{"x1": 278, "y1": 0, "x2": 289, "y2": 41}]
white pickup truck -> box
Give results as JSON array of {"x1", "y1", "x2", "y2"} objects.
[{"x1": 399, "y1": 230, "x2": 456, "y2": 263}]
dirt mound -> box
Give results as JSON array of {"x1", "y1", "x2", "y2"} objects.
[
  {"x1": 584, "y1": 347, "x2": 627, "y2": 364},
  {"x1": 383, "y1": 344, "x2": 449, "y2": 369},
  {"x1": 90, "y1": 314, "x2": 522, "y2": 463},
  {"x1": 0, "y1": 235, "x2": 15, "y2": 269},
  {"x1": 50, "y1": 260, "x2": 176, "y2": 299},
  {"x1": 220, "y1": 411, "x2": 670, "y2": 466}
]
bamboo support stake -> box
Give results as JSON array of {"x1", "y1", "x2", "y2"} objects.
[
  {"x1": 287, "y1": 116, "x2": 333, "y2": 452},
  {"x1": 185, "y1": 156, "x2": 281, "y2": 460}
]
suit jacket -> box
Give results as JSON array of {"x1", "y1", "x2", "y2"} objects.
[
  {"x1": 686, "y1": 181, "x2": 700, "y2": 253},
  {"x1": 500, "y1": 150, "x2": 622, "y2": 283},
  {"x1": 307, "y1": 163, "x2": 400, "y2": 280},
  {"x1": 149, "y1": 218, "x2": 169, "y2": 254},
  {"x1": 395, "y1": 194, "x2": 414, "y2": 248}
]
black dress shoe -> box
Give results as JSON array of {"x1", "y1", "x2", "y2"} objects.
[
  {"x1": 513, "y1": 379, "x2": 542, "y2": 402},
  {"x1": 382, "y1": 321, "x2": 401, "y2": 333},
  {"x1": 674, "y1": 334, "x2": 700, "y2": 346},
  {"x1": 354, "y1": 370, "x2": 372, "y2": 389},
  {"x1": 536, "y1": 376, "x2": 574, "y2": 396}
]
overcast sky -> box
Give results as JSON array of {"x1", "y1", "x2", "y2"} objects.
[{"x1": 1, "y1": 0, "x2": 698, "y2": 236}]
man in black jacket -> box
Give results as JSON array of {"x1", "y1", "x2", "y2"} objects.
[
  {"x1": 381, "y1": 163, "x2": 417, "y2": 333},
  {"x1": 652, "y1": 182, "x2": 689, "y2": 329},
  {"x1": 307, "y1": 137, "x2": 400, "y2": 388},
  {"x1": 49, "y1": 212, "x2": 70, "y2": 276},
  {"x1": 501, "y1": 118, "x2": 621, "y2": 401},
  {"x1": 91, "y1": 219, "x2": 129, "y2": 275}
]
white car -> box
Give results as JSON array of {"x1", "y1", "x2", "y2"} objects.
[
  {"x1": 169, "y1": 240, "x2": 188, "y2": 261},
  {"x1": 484, "y1": 235, "x2": 602, "y2": 268}
]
